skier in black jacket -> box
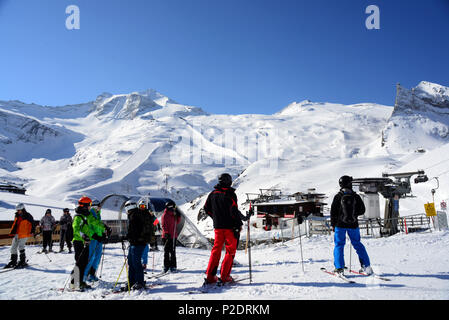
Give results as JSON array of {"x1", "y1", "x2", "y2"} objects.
[
  {"x1": 330, "y1": 175, "x2": 372, "y2": 275},
  {"x1": 124, "y1": 200, "x2": 153, "y2": 290},
  {"x1": 203, "y1": 173, "x2": 248, "y2": 284}
]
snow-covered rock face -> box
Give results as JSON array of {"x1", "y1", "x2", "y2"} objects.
[
  {"x1": 90, "y1": 90, "x2": 207, "y2": 120},
  {"x1": 0, "y1": 109, "x2": 60, "y2": 144},
  {"x1": 383, "y1": 81, "x2": 449, "y2": 154}
]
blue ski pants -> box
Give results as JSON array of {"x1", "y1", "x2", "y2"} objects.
[
  {"x1": 333, "y1": 227, "x2": 370, "y2": 270},
  {"x1": 141, "y1": 244, "x2": 149, "y2": 265},
  {"x1": 84, "y1": 239, "x2": 103, "y2": 279},
  {"x1": 128, "y1": 244, "x2": 146, "y2": 287}
]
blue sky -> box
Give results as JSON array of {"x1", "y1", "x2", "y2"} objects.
[{"x1": 0, "y1": 0, "x2": 448, "y2": 114}]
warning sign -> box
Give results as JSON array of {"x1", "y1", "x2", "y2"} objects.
[
  {"x1": 441, "y1": 201, "x2": 447, "y2": 210},
  {"x1": 424, "y1": 202, "x2": 437, "y2": 217}
]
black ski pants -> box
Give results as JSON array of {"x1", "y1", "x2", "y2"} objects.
[
  {"x1": 60, "y1": 228, "x2": 73, "y2": 250},
  {"x1": 73, "y1": 240, "x2": 90, "y2": 284},
  {"x1": 163, "y1": 237, "x2": 177, "y2": 271},
  {"x1": 42, "y1": 230, "x2": 53, "y2": 251}
]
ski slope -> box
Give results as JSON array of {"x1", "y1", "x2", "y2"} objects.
[{"x1": 1, "y1": 229, "x2": 448, "y2": 300}]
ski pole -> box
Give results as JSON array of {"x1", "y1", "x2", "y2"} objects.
[
  {"x1": 121, "y1": 241, "x2": 130, "y2": 294},
  {"x1": 299, "y1": 226, "x2": 305, "y2": 273},
  {"x1": 348, "y1": 235, "x2": 352, "y2": 272},
  {"x1": 173, "y1": 217, "x2": 177, "y2": 252},
  {"x1": 247, "y1": 219, "x2": 252, "y2": 283},
  {"x1": 114, "y1": 258, "x2": 128, "y2": 290},
  {"x1": 152, "y1": 250, "x2": 155, "y2": 274},
  {"x1": 99, "y1": 242, "x2": 106, "y2": 279},
  {"x1": 44, "y1": 251, "x2": 52, "y2": 262}
]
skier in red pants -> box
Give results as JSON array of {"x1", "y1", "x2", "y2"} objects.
[{"x1": 203, "y1": 173, "x2": 249, "y2": 285}]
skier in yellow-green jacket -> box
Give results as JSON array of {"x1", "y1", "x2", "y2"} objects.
[
  {"x1": 84, "y1": 199, "x2": 111, "y2": 283},
  {"x1": 70, "y1": 196, "x2": 95, "y2": 291}
]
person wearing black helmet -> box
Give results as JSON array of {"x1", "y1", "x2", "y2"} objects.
[
  {"x1": 330, "y1": 175, "x2": 372, "y2": 275},
  {"x1": 161, "y1": 200, "x2": 181, "y2": 273},
  {"x1": 202, "y1": 173, "x2": 249, "y2": 285}
]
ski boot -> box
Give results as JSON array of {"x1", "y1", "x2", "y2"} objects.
[
  {"x1": 333, "y1": 268, "x2": 344, "y2": 275},
  {"x1": 360, "y1": 265, "x2": 374, "y2": 275},
  {"x1": 4, "y1": 254, "x2": 18, "y2": 269},
  {"x1": 218, "y1": 276, "x2": 234, "y2": 286},
  {"x1": 203, "y1": 275, "x2": 218, "y2": 287},
  {"x1": 15, "y1": 250, "x2": 28, "y2": 269},
  {"x1": 87, "y1": 274, "x2": 99, "y2": 282},
  {"x1": 131, "y1": 282, "x2": 145, "y2": 291}
]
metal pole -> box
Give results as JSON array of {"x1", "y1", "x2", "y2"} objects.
[
  {"x1": 299, "y1": 227, "x2": 305, "y2": 273},
  {"x1": 247, "y1": 219, "x2": 252, "y2": 283}
]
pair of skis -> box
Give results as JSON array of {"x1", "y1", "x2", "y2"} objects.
[
  {"x1": 187, "y1": 276, "x2": 251, "y2": 294},
  {"x1": 320, "y1": 267, "x2": 391, "y2": 283},
  {"x1": 0, "y1": 264, "x2": 30, "y2": 273},
  {"x1": 146, "y1": 268, "x2": 186, "y2": 280}
]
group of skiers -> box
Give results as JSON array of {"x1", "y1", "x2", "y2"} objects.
[
  {"x1": 4, "y1": 205, "x2": 74, "y2": 269},
  {"x1": 3, "y1": 172, "x2": 373, "y2": 291}
]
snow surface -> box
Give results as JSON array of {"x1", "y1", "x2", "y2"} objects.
[{"x1": 1, "y1": 229, "x2": 448, "y2": 300}]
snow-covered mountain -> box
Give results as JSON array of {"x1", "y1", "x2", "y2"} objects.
[
  {"x1": 383, "y1": 81, "x2": 449, "y2": 154},
  {"x1": 0, "y1": 82, "x2": 448, "y2": 227}
]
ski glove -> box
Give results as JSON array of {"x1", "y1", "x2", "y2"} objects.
[{"x1": 197, "y1": 208, "x2": 208, "y2": 222}]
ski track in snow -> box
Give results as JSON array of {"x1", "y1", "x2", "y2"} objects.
[{"x1": 1, "y1": 231, "x2": 448, "y2": 300}]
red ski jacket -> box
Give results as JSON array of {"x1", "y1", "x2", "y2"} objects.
[{"x1": 161, "y1": 208, "x2": 181, "y2": 239}]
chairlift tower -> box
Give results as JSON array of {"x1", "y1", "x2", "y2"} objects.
[{"x1": 352, "y1": 170, "x2": 428, "y2": 236}]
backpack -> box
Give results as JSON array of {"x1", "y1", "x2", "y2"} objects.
[{"x1": 340, "y1": 191, "x2": 357, "y2": 224}]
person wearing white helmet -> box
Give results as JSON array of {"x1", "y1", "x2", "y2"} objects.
[
  {"x1": 123, "y1": 199, "x2": 154, "y2": 290},
  {"x1": 4, "y1": 203, "x2": 35, "y2": 269}
]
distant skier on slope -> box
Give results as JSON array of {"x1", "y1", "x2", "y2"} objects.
[
  {"x1": 330, "y1": 175, "x2": 373, "y2": 275},
  {"x1": 4, "y1": 203, "x2": 35, "y2": 269},
  {"x1": 203, "y1": 173, "x2": 249, "y2": 285}
]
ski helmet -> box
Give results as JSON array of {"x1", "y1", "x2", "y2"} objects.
[
  {"x1": 15, "y1": 203, "x2": 25, "y2": 211},
  {"x1": 165, "y1": 200, "x2": 176, "y2": 209},
  {"x1": 91, "y1": 199, "x2": 101, "y2": 208},
  {"x1": 46, "y1": 209, "x2": 52, "y2": 214},
  {"x1": 137, "y1": 199, "x2": 147, "y2": 210},
  {"x1": 218, "y1": 173, "x2": 232, "y2": 187},
  {"x1": 339, "y1": 175, "x2": 353, "y2": 189},
  {"x1": 78, "y1": 196, "x2": 92, "y2": 207},
  {"x1": 124, "y1": 200, "x2": 137, "y2": 212},
  {"x1": 63, "y1": 208, "x2": 70, "y2": 213}
]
